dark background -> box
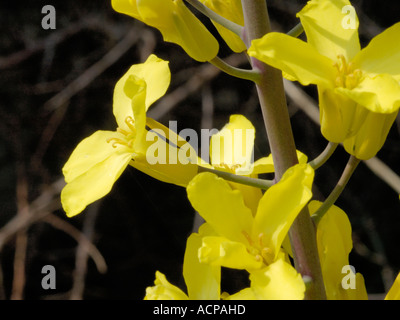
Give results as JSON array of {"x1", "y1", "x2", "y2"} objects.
[{"x1": 0, "y1": 0, "x2": 399, "y2": 299}]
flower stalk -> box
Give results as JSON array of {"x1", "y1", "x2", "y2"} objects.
[
  {"x1": 312, "y1": 155, "x2": 360, "y2": 225},
  {"x1": 241, "y1": 0, "x2": 326, "y2": 300},
  {"x1": 185, "y1": 0, "x2": 243, "y2": 37},
  {"x1": 210, "y1": 56, "x2": 261, "y2": 82},
  {"x1": 309, "y1": 142, "x2": 339, "y2": 170},
  {"x1": 198, "y1": 166, "x2": 274, "y2": 190}
]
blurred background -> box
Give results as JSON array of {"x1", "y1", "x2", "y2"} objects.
[{"x1": 0, "y1": 0, "x2": 399, "y2": 299}]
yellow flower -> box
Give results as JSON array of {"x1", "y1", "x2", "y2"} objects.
[
  {"x1": 248, "y1": 0, "x2": 400, "y2": 160},
  {"x1": 204, "y1": 114, "x2": 308, "y2": 214},
  {"x1": 186, "y1": 163, "x2": 314, "y2": 271},
  {"x1": 226, "y1": 258, "x2": 306, "y2": 300},
  {"x1": 61, "y1": 55, "x2": 197, "y2": 217},
  {"x1": 145, "y1": 224, "x2": 221, "y2": 300},
  {"x1": 310, "y1": 201, "x2": 368, "y2": 300},
  {"x1": 112, "y1": 0, "x2": 219, "y2": 62},
  {"x1": 200, "y1": 0, "x2": 246, "y2": 52}
]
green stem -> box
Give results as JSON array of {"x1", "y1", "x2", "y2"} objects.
[
  {"x1": 309, "y1": 142, "x2": 339, "y2": 170},
  {"x1": 209, "y1": 56, "x2": 261, "y2": 82},
  {"x1": 198, "y1": 166, "x2": 274, "y2": 190},
  {"x1": 287, "y1": 22, "x2": 304, "y2": 38},
  {"x1": 241, "y1": 0, "x2": 326, "y2": 300},
  {"x1": 312, "y1": 155, "x2": 360, "y2": 225},
  {"x1": 185, "y1": 0, "x2": 243, "y2": 37}
]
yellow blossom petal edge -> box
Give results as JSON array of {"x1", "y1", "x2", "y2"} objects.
[
  {"x1": 336, "y1": 74, "x2": 400, "y2": 114},
  {"x1": 343, "y1": 110, "x2": 398, "y2": 160},
  {"x1": 112, "y1": 0, "x2": 219, "y2": 62},
  {"x1": 248, "y1": 32, "x2": 336, "y2": 87},
  {"x1": 113, "y1": 54, "x2": 170, "y2": 131},
  {"x1": 297, "y1": 0, "x2": 360, "y2": 61},
  {"x1": 61, "y1": 132, "x2": 133, "y2": 217},
  {"x1": 144, "y1": 271, "x2": 189, "y2": 300},
  {"x1": 210, "y1": 114, "x2": 255, "y2": 174},
  {"x1": 310, "y1": 201, "x2": 368, "y2": 300},
  {"x1": 252, "y1": 164, "x2": 314, "y2": 261},
  {"x1": 250, "y1": 259, "x2": 305, "y2": 300},
  {"x1": 187, "y1": 172, "x2": 254, "y2": 243},
  {"x1": 183, "y1": 224, "x2": 221, "y2": 300},
  {"x1": 199, "y1": 236, "x2": 263, "y2": 270},
  {"x1": 200, "y1": 0, "x2": 246, "y2": 52},
  {"x1": 353, "y1": 22, "x2": 400, "y2": 80}
]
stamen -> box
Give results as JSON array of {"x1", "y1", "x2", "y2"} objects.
[
  {"x1": 117, "y1": 128, "x2": 129, "y2": 136},
  {"x1": 261, "y1": 247, "x2": 274, "y2": 264},
  {"x1": 334, "y1": 55, "x2": 363, "y2": 89},
  {"x1": 106, "y1": 137, "x2": 128, "y2": 148},
  {"x1": 125, "y1": 116, "x2": 136, "y2": 133},
  {"x1": 242, "y1": 230, "x2": 253, "y2": 246},
  {"x1": 258, "y1": 233, "x2": 265, "y2": 247}
]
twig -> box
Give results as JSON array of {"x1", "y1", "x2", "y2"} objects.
[
  {"x1": 0, "y1": 178, "x2": 65, "y2": 251},
  {"x1": 147, "y1": 54, "x2": 248, "y2": 120},
  {"x1": 42, "y1": 213, "x2": 107, "y2": 275},
  {"x1": 43, "y1": 27, "x2": 140, "y2": 112},
  {"x1": 0, "y1": 18, "x2": 106, "y2": 70},
  {"x1": 70, "y1": 202, "x2": 102, "y2": 300}
]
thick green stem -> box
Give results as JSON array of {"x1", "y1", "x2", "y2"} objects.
[{"x1": 241, "y1": 0, "x2": 326, "y2": 300}]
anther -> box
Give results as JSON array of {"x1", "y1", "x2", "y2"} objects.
[
  {"x1": 125, "y1": 116, "x2": 136, "y2": 133},
  {"x1": 261, "y1": 247, "x2": 274, "y2": 264}
]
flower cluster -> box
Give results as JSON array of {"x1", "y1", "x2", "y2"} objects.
[{"x1": 60, "y1": 0, "x2": 400, "y2": 299}]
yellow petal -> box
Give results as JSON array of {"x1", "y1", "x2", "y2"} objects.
[
  {"x1": 136, "y1": 0, "x2": 219, "y2": 62},
  {"x1": 113, "y1": 54, "x2": 170, "y2": 130},
  {"x1": 253, "y1": 164, "x2": 314, "y2": 260},
  {"x1": 318, "y1": 87, "x2": 368, "y2": 143},
  {"x1": 251, "y1": 151, "x2": 308, "y2": 175},
  {"x1": 224, "y1": 288, "x2": 256, "y2": 300},
  {"x1": 251, "y1": 155, "x2": 274, "y2": 175},
  {"x1": 210, "y1": 114, "x2": 255, "y2": 174},
  {"x1": 343, "y1": 110, "x2": 398, "y2": 160},
  {"x1": 228, "y1": 182, "x2": 262, "y2": 217},
  {"x1": 297, "y1": 0, "x2": 360, "y2": 61},
  {"x1": 310, "y1": 201, "x2": 368, "y2": 300},
  {"x1": 200, "y1": 0, "x2": 246, "y2": 52},
  {"x1": 354, "y1": 22, "x2": 400, "y2": 80},
  {"x1": 183, "y1": 224, "x2": 220, "y2": 300},
  {"x1": 61, "y1": 146, "x2": 132, "y2": 217},
  {"x1": 186, "y1": 172, "x2": 254, "y2": 243},
  {"x1": 144, "y1": 271, "x2": 189, "y2": 300},
  {"x1": 130, "y1": 133, "x2": 198, "y2": 187},
  {"x1": 248, "y1": 32, "x2": 336, "y2": 87},
  {"x1": 385, "y1": 272, "x2": 400, "y2": 300},
  {"x1": 336, "y1": 74, "x2": 400, "y2": 114},
  {"x1": 199, "y1": 236, "x2": 263, "y2": 270},
  {"x1": 111, "y1": 0, "x2": 141, "y2": 19},
  {"x1": 249, "y1": 259, "x2": 305, "y2": 300},
  {"x1": 62, "y1": 130, "x2": 118, "y2": 183}
]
